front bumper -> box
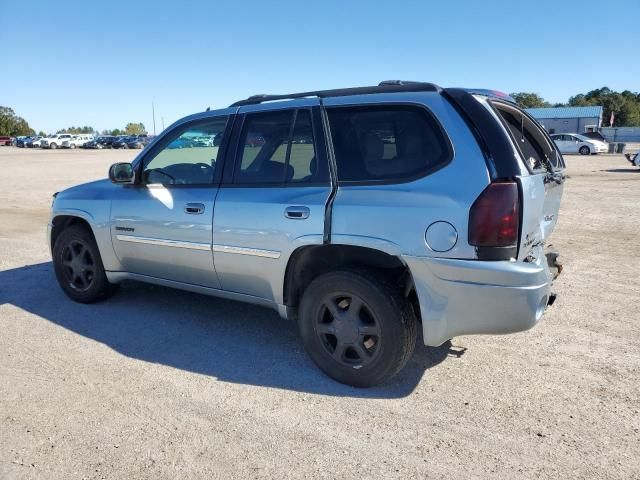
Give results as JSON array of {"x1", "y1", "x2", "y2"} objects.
[{"x1": 404, "y1": 256, "x2": 553, "y2": 346}]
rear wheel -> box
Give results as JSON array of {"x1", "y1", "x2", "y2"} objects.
[
  {"x1": 50, "y1": 143, "x2": 57, "y2": 150},
  {"x1": 53, "y1": 224, "x2": 117, "y2": 303},
  {"x1": 298, "y1": 269, "x2": 417, "y2": 387},
  {"x1": 579, "y1": 145, "x2": 590, "y2": 155}
]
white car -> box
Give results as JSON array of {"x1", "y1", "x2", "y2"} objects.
[
  {"x1": 62, "y1": 134, "x2": 94, "y2": 149},
  {"x1": 550, "y1": 133, "x2": 608, "y2": 155},
  {"x1": 41, "y1": 134, "x2": 74, "y2": 149}
]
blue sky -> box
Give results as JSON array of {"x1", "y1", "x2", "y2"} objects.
[{"x1": 2, "y1": 0, "x2": 638, "y2": 134}]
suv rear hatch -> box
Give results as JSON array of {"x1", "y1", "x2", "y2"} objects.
[
  {"x1": 489, "y1": 100, "x2": 565, "y2": 263},
  {"x1": 442, "y1": 88, "x2": 565, "y2": 264}
]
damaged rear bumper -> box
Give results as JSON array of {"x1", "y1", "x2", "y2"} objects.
[{"x1": 404, "y1": 254, "x2": 558, "y2": 347}]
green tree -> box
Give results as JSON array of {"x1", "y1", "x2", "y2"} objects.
[
  {"x1": 567, "y1": 87, "x2": 640, "y2": 127},
  {"x1": 124, "y1": 122, "x2": 146, "y2": 135},
  {"x1": 0, "y1": 106, "x2": 35, "y2": 136},
  {"x1": 509, "y1": 92, "x2": 550, "y2": 109},
  {"x1": 37, "y1": 130, "x2": 47, "y2": 137},
  {"x1": 58, "y1": 125, "x2": 95, "y2": 134}
]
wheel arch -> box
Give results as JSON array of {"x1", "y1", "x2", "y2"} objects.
[
  {"x1": 283, "y1": 244, "x2": 421, "y2": 322},
  {"x1": 50, "y1": 214, "x2": 95, "y2": 251}
]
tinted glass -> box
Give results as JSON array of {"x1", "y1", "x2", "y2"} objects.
[
  {"x1": 235, "y1": 109, "x2": 325, "y2": 184},
  {"x1": 289, "y1": 110, "x2": 317, "y2": 182},
  {"x1": 236, "y1": 110, "x2": 292, "y2": 184},
  {"x1": 327, "y1": 106, "x2": 450, "y2": 182},
  {"x1": 494, "y1": 104, "x2": 564, "y2": 169},
  {"x1": 142, "y1": 117, "x2": 227, "y2": 185}
]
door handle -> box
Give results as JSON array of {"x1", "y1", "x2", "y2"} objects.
[
  {"x1": 184, "y1": 203, "x2": 205, "y2": 215},
  {"x1": 284, "y1": 206, "x2": 310, "y2": 220}
]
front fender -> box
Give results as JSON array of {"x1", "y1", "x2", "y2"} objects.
[{"x1": 50, "y1": 201, "x2": 120, "y2": 271}]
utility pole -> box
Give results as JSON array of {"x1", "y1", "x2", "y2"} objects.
[{"x1": 152, "y1": 102, "x2": 156, "y2": 135}]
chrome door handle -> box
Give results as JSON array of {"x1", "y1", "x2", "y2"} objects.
[
  {"x1": 184, "y1": 203, "x2": 205, "y2": 215},
  {"x1": 284, "y1": 206, "x2": 310, "y2": 219}
]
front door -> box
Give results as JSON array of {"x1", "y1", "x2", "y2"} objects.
[
  {"x1": 110, "y1": 114, "x2": 231, "y2": 288},
  {"x1": 212, "y1": 102, "x2": 331, "y2": 301}
]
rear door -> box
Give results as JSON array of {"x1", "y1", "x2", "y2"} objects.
[
  {"x1": 491, "y1": 101, "x2": 565, "y2": 261},
  {"x1": 212, "y1": 100, "x2": 331, "y2": 301}
]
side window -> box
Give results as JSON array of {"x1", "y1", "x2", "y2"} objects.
[
  {"x1": 235, "y1": 109, "x2": 325, "y2": 184},
  {"x1": 327, "y1": 105, "x2": 451, "y2": 182},
  {"x1": 142, "y1": 117, "x2": 227, "y2": 185},
  {"x1": 289, "y1": 110, "x2": 316, "y2": 182}
]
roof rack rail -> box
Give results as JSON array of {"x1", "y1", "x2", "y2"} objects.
[{"x1": 229, "y1": 81, "x2": 441, "y2": 107}]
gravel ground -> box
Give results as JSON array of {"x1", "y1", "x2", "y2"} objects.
[{"x1": 0, "y1": 147, "x2": 639, "y2": 479}]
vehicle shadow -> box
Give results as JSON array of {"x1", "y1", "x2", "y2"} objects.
[
  {"x1": 603, "y1": 168, "x2": 639, "y2": 173},
  {"x1": 0, "y1": 262, "x2": 459, "y2": 399}
]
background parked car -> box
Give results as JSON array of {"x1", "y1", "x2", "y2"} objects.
[
  {"x1": 625, "y1": 151, "x2": 640, "y2": 168},
  {"x1": 84, "y1": 136, "x2": 116, "y2": 149},
  {"x1": 126, "y1": 135, "x2": 151, "y2": 149},
  {"x1": 62, "y1": 134, "x2": 94, "y2": 149},
  {"x1": 14, "y1": 136, "x2": 31, "y2": 147},
  {"x1": 25, "y1": 136, "x2": 44, "y2": 148},
  {"x1": 111, "y1": 135, "x2": 135, "y2": 149},
  {"x1": 550, "y1": 133, "x2": 608, "y2": 155},
  {"x1": 0, "y1": 136, "x2": 13, "y2": 146},
  {"x1": 41, "y1": 133, "x2": 73, "y2": 149}
]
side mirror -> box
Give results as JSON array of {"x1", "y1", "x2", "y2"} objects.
[{"x1": 109, "y1": 162, "x2": 135, "y2": 184}]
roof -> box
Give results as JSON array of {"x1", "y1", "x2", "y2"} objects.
[{"x1": 526, "y1": 105, "x2": 603, "y2": 119}]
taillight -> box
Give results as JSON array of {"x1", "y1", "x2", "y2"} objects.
[{"x1": 469, "y1": 182, "x2": 520, "y2": 247}]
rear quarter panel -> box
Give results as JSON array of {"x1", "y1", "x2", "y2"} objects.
[{"x1": 325, "y1": 92, "x2": 491, "y2": 259}]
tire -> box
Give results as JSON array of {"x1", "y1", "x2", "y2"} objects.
[
  {"x1": 579, "y1": 145, "x2": 590, "y2": 155},
  {"x1": 50, "y1": 143, "x2": 57, "y2": 150},
  {"x1": 298, "y1": 269, "x2": 417, "y2": 387},
  {"x1": 53, "y1": 224, "x2": 118, "y2": 303},
  {"x1": 70, "y1": 144, "x2": 76, "y2": 149}
]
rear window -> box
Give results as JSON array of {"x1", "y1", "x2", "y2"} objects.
[
  {"x1": 327, "y1": 105, "x2": 451, "y2": 183},
  {"x1": 493, "y1": 102, "x2": 564, "y2": 170}
]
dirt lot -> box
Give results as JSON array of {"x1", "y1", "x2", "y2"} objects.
[{"x1": 0, "y1": 147, "x2": 639, "y2": 479}]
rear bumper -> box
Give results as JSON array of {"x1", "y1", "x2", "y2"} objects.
[{"x1": 403, "y1": 255, "x2": 553, "y2": 346}]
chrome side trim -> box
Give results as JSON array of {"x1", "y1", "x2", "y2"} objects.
[
  {"x1": 212, "y1": 244, "x2": 281, "y2": 259},
  {"x1": 116, "y1": 234, "x2": 210, "y2": 251}
]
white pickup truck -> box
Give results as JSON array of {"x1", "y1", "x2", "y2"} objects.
[
  {"x1": 41, "y1": 134, "x2": 74, "y2": 149},
  {"x1": 62, "y1": 134, "x2": 94, "y2": 149}
]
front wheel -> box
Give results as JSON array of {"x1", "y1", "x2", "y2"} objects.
[
  {"x1": 53, "y1": 224, "x2": 118, "y2": 303},
  {"x1": 298, "y1": 269, "x2": 417, "y2": 387},
  {"x1": 579, "y1": 145, "x2": 590, "y2": 155}
]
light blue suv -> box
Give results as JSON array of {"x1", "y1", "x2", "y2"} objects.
[{"x1": 49, "y1": 81, "x2": 565, "y2": 386}]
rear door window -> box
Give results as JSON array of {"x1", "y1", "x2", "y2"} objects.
[
  {"x1": 327, "y1": 105, "x2": 451, "y2": 183},
  {"x1": 234, "y1": 109, "x2": 326, "y2": 184}
]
